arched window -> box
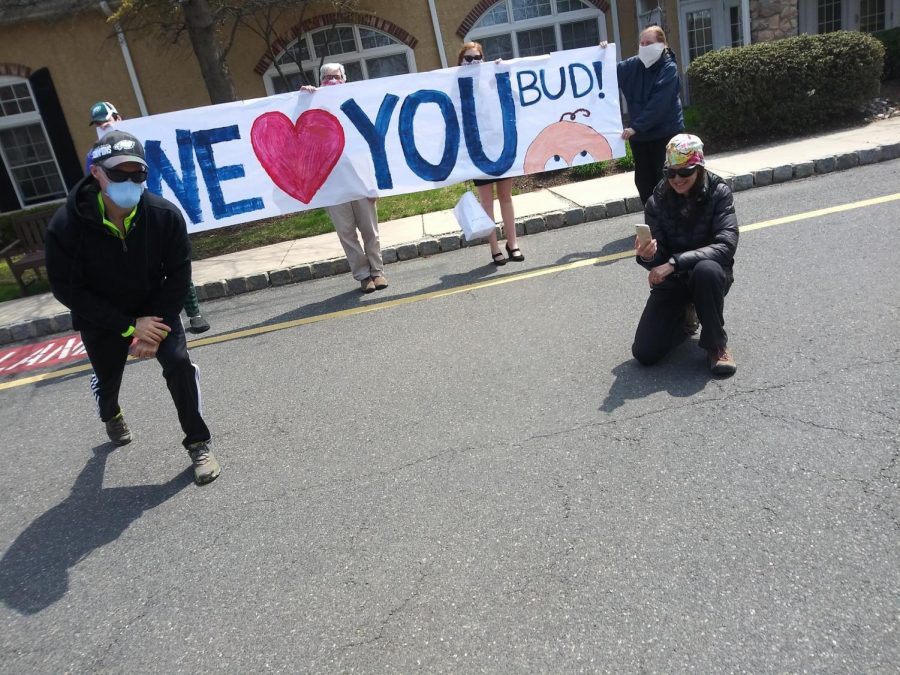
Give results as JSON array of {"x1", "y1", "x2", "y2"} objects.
[
  {"x1": 264, "y1": 24, "x2": 416, "y2": 94},
  {"x1": 0, "y1": 76, "x2": 66, "y2": 207},
  {"x1": 465, "y1": 0, "x2": 607, "y2": 60}
]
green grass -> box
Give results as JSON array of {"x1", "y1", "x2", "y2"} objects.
[
  {"x1": 0, "y1": 261, "x2": 49, "y2": 302},
  {"x1": 190, "y1": 182, "x2": 474, "y2": 260},
  {"x1": 190, "y1": 209, "x2": 335, "y2": 259},
  {"x1": 569, "y1": 141, "x2": 635, "y2": 178},
  {"x1": 378, "y1": 183, "x2": 471, "y2": 221}
]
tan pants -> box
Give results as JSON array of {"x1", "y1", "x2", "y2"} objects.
[{"x1": 326, "y1": 198, "x2": 383, "y2": 281}]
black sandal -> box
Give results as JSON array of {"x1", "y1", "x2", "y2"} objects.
[
  {"x1": 491, "y1": 251, "x2": 507, "y2": 266},
  {"x1": 505, "y1": 243, "x2": 525, "y2": 262}
]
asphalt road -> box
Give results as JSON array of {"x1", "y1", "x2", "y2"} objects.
[{"x1": 1, "y1": 161, "x2": 898, "y2": 673}]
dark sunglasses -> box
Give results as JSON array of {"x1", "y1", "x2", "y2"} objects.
[
  {"x1": 102, "y1": 166, "x2": 148, "y2": 184},
  {"x1": 462, "y1": 54, "x2": 483, "y2": 63},
  {"x1": 664, "y1": 165, "x2": 699, "y2": 179}
]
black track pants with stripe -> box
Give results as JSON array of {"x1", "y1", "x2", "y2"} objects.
[{"x1": 81, "y1": 316, "x2": 211, "y2": 448}]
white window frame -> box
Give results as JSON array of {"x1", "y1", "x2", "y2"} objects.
[
  {"x1": 0, "y1": 75, "x2": 66, "y2": 209},
  {"x1": 263, "y1": 24, "x2": 417, "y2": 94},
  {"x1": 678, "y1": 0, "x2": 716, "y2": 64},
  {"x1": 465, "y1": 0, "x2": 608, "y2": 59},
  {"x1": 676, "y1": 0, "x2": 750, "y2": 69},
  {"x1": 799, "y1": 0, "x2": 900, "y2": 33},
  {"x1": 636, "y1": 0, "x2": 665, "y2": 32}
]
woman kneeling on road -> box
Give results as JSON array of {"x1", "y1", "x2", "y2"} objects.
[{"x1": 632, "y1": 134, "x2": 739, "y2": 375}]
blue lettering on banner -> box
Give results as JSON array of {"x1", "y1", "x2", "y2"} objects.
[
  {"x1": 191, "y1": 126, "x2": 264, "y2": 219},
  {"x1": 341, "y1": 95, "x2": 400, "y2": 190},
  {"x1": 146, "y1": 130, "x2": 202, "y2": 224},
  {"x1": 517, "y1": 71, "x2": 541, "y2": 107},
  {"x1": 591, "y1": 61, "x2": 605, "y2": 98},
  {"x1": 145, "y1": 127, "x2": 264, "y2": 223},
  {"x1": 540, "y1": 67, "x2": 567, "y2": 100},
  {"x1": 398, "y1": 90, "x2": 459, "y2": 182},
  {"x1": 458, "y1": 73, "x2": 517, "y2": 176},
  {"x1": 517, "y1": 62, "x2": 606, "y2": 106},
  {"x1": 569, "y1": 63, "x2": 594, "y2": 99}
]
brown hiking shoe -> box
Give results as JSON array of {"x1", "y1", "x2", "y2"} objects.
[
  {"x1": 372, "y1": 275, "x2": 388, "y2": 290},
  {"x1": 360, "y1": 278, "x2": 375, "y2": 293},
  {"x1": 707, "y1": 346, "x2": 737, "y2": 375},
  {"x1": 684, "y1": 303, "x2": 700, "y2": 335}
]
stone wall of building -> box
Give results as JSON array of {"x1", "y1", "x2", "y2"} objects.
[{"x1": 750, "y1": 0, "x2": 799, "y2": 42}]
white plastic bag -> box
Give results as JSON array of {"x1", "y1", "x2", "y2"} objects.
[{"x1": 453, "y1": 191, "x2": 496, "y2": 241}]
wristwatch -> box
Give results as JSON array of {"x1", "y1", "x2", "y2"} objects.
[{"x1": 668, "y1": 256, "x2": 676, "y2": 268}]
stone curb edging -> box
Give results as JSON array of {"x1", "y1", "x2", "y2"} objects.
[{"x1": 2, "y1": 142, "x2": 899, "y2": 346}]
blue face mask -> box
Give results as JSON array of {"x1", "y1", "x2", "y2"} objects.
[{"x1": 105, "y1": 180, "x2": 144, "y2": 209}]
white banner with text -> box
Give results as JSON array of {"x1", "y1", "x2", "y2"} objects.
[{"x1": 118, "y1": 45, "x2": 624, "y2": 233}]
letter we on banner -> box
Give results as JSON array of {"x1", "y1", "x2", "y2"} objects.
[{"x1": 118, "y1": 46, "x2": 624, "y2": 233}]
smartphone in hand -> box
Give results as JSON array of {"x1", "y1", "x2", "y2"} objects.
[{"x1": 635, "y1": 223, "x2": 652, "y2": 245}]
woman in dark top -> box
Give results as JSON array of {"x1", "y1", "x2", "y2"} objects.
[
  {"x1": 602, "y1": 26, "x2": 684, "y2": 204},
  {"x1": 632, "y1": 134, "x2": 739, "y2": 375}
]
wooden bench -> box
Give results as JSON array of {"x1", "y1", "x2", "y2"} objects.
[{"x1": 0, "y1": 211, "x2": 54, "y2": 295}]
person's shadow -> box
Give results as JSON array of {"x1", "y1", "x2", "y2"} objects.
[
  {"x1": 556, "y1": 235, "x2": 635, "y2": 266},
  {"x1": 252, "y1": 262, "x2": 503, "y2": 328},
  {"x1": 0, "y1": 444, "x2": 193, "y2": 615},
  {"x1": 600, "y1": 348, "x2": 712, "y2": 413}
]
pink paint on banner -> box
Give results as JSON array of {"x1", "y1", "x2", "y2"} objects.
[{"x1": 250, "y1": 110, "x2": 345, "y2": 203}]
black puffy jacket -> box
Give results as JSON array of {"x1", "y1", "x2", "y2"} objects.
[
  {"x1": 639, "y1": 171, "x2": 738, "y2": 273},
  {"x1": 45, "y1": 174, "x2": 192, "y2": 334}
]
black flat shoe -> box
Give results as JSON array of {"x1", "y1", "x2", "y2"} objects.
[
  {"x1": 491, "y1": 251, "x2": 507, "y2": 266},
  {"x1": 505, "y1": 243, "x2": 525, "y2": 262}
]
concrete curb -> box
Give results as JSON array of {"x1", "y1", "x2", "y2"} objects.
[{"x1": 2, "y1": 142, "x2": 899, "y2": 346}]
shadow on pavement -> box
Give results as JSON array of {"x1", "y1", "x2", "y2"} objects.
[
  {"x1": 600, "y1": 344, "x2": 712, "y2": 412},
  {"x1": 252, "y1": 261, "x2": 505, "y2": 328},
  {"x1": 0, "y1": 443, "x2": 193, "y2": 615},
  {"x1": 555, "y1": 235, "x2": 634, "y2": 266}
]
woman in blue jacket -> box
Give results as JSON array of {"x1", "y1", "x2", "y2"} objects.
[{"x1": 602, "y1": 26, "x2": 684, "y2": 204}]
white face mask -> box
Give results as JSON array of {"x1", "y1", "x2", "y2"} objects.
[{"x1": 638, "y1": 42, "x2": 666, "y2": 68}]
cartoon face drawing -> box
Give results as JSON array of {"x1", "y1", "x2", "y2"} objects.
[{"x1": 524, "y1": 109, "x2": 613, "y2": 174}]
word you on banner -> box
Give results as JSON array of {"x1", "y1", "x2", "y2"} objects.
[{"x1": 119, "y1": 46, "x2": 624, "y2": 233}]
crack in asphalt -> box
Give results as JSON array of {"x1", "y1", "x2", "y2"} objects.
[
  {"x1": 330, "y1": 569, "x2": 429, "y2": 657},
  {"x1": 745, "y1": 402, "x2": 866, "y2": 441},
  {"x1": 215, "y1": 357, "x2": 899, "y2": 517}
]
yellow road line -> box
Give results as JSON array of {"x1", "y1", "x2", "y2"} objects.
[
  {"x1": 2, "y1": 192, "x2": 899, "y2": 392},
  {"x1": 739, "y1": 193, "x2": 900, "y2": 232}
]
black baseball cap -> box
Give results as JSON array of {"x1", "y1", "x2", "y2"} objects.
[{"x1": 88, "y1": 130, "x2": 148, "y2": 169}]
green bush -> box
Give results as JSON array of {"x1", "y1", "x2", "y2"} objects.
[
  {"x1": 872, "y1": 27, "x2": 900, "y2": 80},
  {"x1": 688, "y1": 31, "x2": 884, "y2": 140}
]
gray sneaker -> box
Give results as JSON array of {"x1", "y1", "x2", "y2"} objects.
[
  {"x1": 188, "y1": 315, "x2": 210, "y2": 334},
  {"x1": 105, "y1": 412, "x2": 133, "y2": 445},
  {"x1": 187, "y1": 441, "x2": 221, "y2": 485}
]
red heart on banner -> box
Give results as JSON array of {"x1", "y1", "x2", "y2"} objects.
[{"x1": 250, "y1": 110, "x2": 345, "y2": 204}]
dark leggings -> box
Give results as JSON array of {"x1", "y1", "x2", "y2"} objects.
[
  {"x1": 632, "y1": 260, "x2": 733, "y2": 365},
  {"x1": 631, "y1": 137, "x2": 673, "y2": 205}
]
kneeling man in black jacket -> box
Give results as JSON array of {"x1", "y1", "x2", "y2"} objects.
[
  {"x1": 45, "y1": 130, "x2": 220, "y2": 484},
  {"x1": 633, "y1": 134, "x2": 739, "y2": 375}
]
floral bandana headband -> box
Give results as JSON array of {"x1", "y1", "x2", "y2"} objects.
[{"x1": 665, "y1": 133, "x2": 705, "y2": 168}]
